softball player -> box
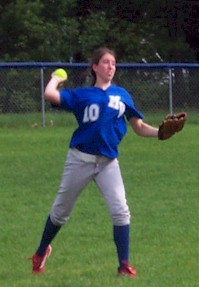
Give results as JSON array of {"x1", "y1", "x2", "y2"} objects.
[{"x1": 30, "y1": 47, "x2": 159, "y2": 278}]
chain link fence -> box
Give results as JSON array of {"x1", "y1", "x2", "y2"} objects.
[{"x1": 0, "y1": 63, "x2": 198, "y2": 127}]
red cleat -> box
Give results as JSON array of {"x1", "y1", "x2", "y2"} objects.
[
  {"x1": 30, "y1": 245, "x2": 52, "y2": 274},
  {"x1": 118, "y1": 261, "x2": 137, "y2": 278}
]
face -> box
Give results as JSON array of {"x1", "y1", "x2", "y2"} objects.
[{"x1": 92, "y1": 53, "x2": 116, "y2": 84}]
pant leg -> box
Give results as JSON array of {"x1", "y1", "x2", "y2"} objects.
[
  {"x1": 94, "y1": 159, "x2": 130, "y2": 226},
  {"x1": 50, "y1": 150, "x2": 95, "y2": 226}
]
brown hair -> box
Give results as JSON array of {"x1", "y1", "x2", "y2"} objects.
[{"x1": 90, "y1": 47, "x2": 116, "y2": 85}]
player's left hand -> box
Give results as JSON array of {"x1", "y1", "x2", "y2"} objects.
[{"x1": 158, "y1": 112, "x2": 187, "y2": 140}]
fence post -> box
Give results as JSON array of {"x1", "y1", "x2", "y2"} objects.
[
  {"x1": 40, "y1": 68, "x2": 45, "y2": 127},
  {"x1": 169, "y1": 68, "x2": 173, "y2": 115}
]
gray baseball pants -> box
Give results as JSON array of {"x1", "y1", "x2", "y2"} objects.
[{"x1": 50, "y1": 148, "x2": 130, "y2": 226}]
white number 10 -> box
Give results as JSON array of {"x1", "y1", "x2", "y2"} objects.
[{"x1": 83, "y1": 104, "x2": 100, "y2": 123}]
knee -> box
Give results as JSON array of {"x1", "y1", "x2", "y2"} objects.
[
  {"x1": 111, "y1": 208, "x2": 131, "y2": 226},
  {"x1": 50, "y1": 209, "x2": 70, "y2": 226}
]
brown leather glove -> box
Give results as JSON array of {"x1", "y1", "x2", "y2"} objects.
[{"x1": 158, "y1": 112, "x2": 187, "y2": 140}]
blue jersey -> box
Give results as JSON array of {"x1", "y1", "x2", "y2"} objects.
[{"x1": 60, "y1": 84, "x2": 143, "y2": 158}]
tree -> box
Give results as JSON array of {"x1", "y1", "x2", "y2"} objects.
[
  {"x1": 0, "y1": 0, "x2": 45, "y2": 61},
  {"x1": 183, "y1": 0, "x2": 199, "y2": 60},
  {"x1": 0, "y1": 0, "x2": 198, "y2": 62}
]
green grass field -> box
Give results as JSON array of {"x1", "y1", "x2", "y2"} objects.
[{"x1": 0, "y1": 113, "x2": 198, "y2": 287}]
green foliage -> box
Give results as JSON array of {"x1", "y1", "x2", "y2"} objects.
[
  {"x1": 78, "y1": 11, "x2": 112, "y2": 58},
  {"x1": 0, "y1": 0, "x2": 198, "y2": 62},
  {"x1": 0, "y1": 69, "x2": 40, "y2": 113},
  {"x1": 0, "y1": 0, "x2": 44, "y2": 61}
]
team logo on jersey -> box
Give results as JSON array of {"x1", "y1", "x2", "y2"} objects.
[{"x1": 108, "y1": 95, "x2": 125, "y2": 118}]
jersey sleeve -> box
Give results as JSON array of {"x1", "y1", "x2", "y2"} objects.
[
  {"x1": 125, "y1": 104, "x2": 144, "y2": 120},
  {"x1": 122, "y1": 89, "x2": 144, "y2": 120},
  {"x1": 59, "y1": 89, "x2": 74, "y2": 110}
]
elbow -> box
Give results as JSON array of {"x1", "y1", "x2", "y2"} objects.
[
  {"x1": 133, "y1": 128, "x2": 143, "y2": 137},
  {"x1": 129, "y1": 118, "x2": 143, "y2": 136},
  {"x1": 44, "y1": 89, "x2": 52, "y2": 101},
  {"x1": 44, "y1": 89, "x2": 60, "y2": 105}
]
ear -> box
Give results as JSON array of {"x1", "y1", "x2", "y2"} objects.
[{"x1": 92, "y1": 64, "x2": 97, "y2": 73}]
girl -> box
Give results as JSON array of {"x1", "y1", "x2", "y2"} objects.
[{"x1": 30, "y1": 47, "x2": 159, "y2": 278}]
